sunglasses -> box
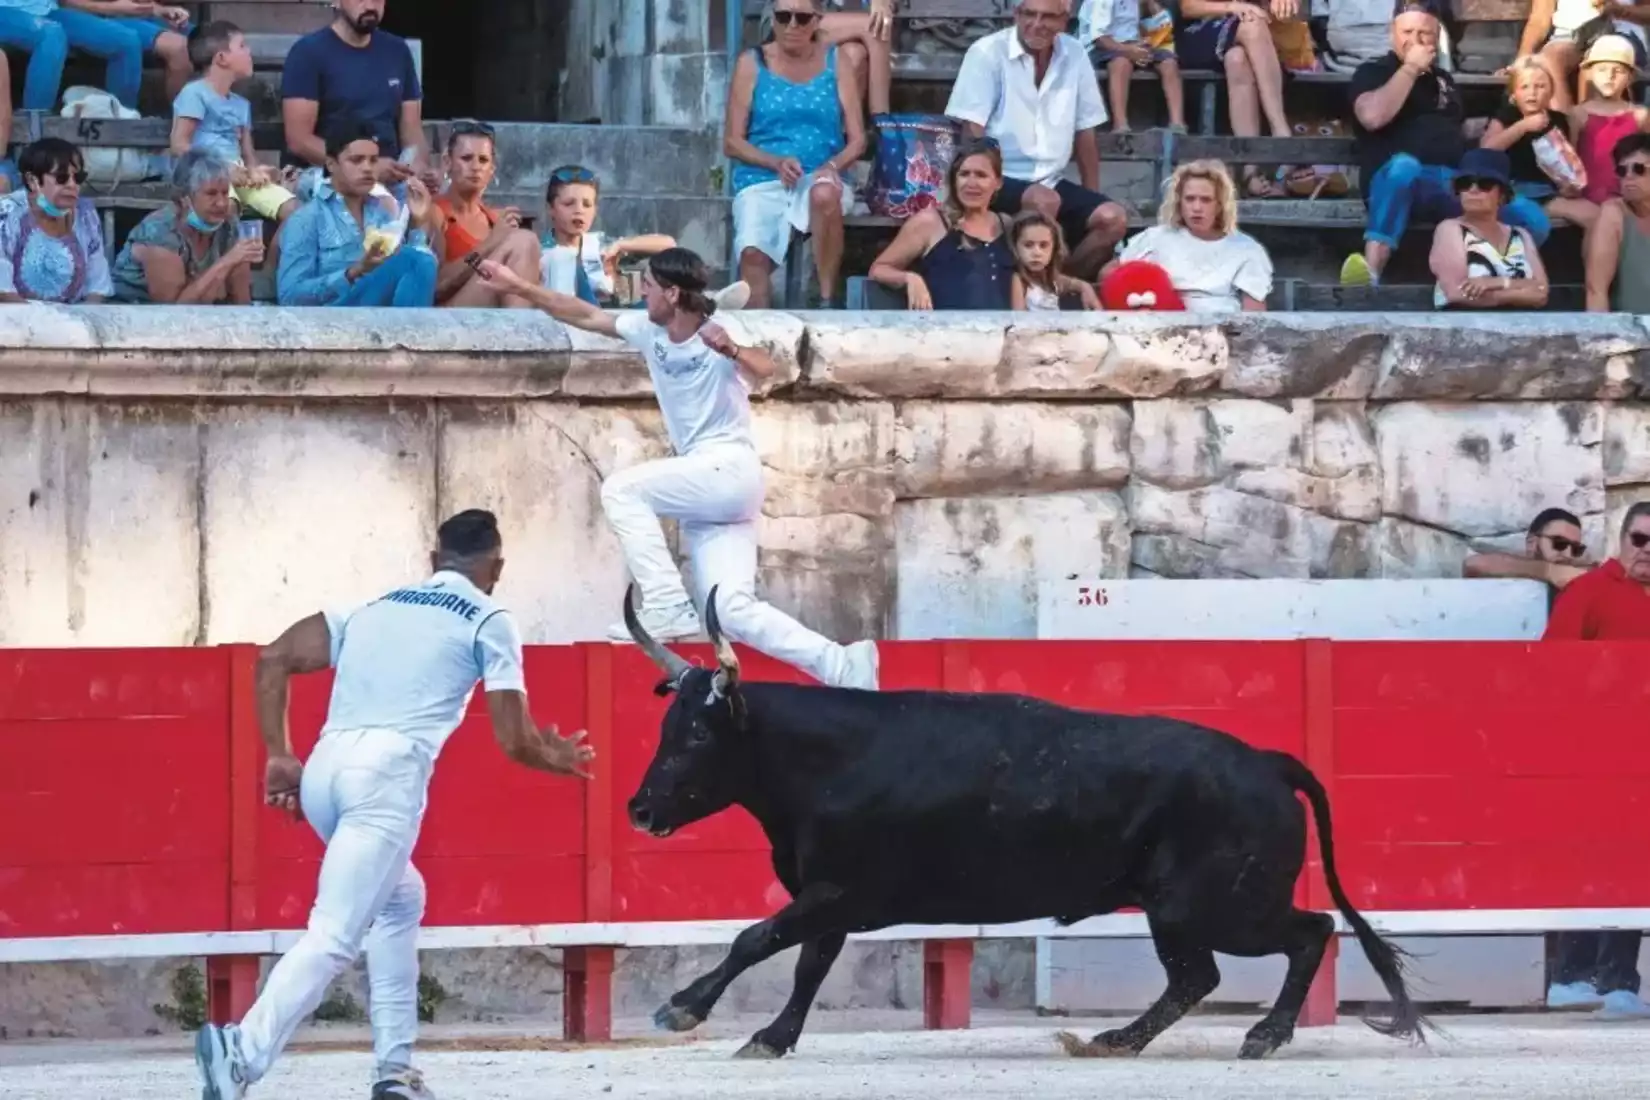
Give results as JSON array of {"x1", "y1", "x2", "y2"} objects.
[
  {"x1": 39, "y1": 168, "x2": 88, "y2": 186},
  {"x1": 1453, "y1": 176, "x2": 1500, "y2": 194},
  {"x1": 549, "y1": 165, "x2": 596, "y2": 183},
  {"x1": 772, "y1": 9, "x2": 819, "y2": 25},
  {"x1": 1617, "y1": 161, "x2": 1650, "y2": 178},
  {"x1": 1631, "y1": 532, "x2": 1650, "y2": 549},
  {"x1": 1541, "y1": 533, "x2": 1586, "y2": 557},
  {"x1": 450, "y1": 118, "x2": 495, "y2": 137}
]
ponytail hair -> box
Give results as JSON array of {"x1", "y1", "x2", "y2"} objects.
[{"x1": 648, "y1": 247, "x2": 717, "y2": 317}]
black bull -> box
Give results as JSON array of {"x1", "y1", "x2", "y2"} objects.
[{"x1": 622, "y1": 587, "x2": 1428, "y2": 1061}]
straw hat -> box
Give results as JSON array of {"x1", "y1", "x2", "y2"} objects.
[{"x1": 1581, "y1": 34, "x2": 1641, "y2": 74}]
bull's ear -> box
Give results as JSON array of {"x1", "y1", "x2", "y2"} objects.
[{"x1": 653, "y1": 677, "x2": 678, "y2": 698}]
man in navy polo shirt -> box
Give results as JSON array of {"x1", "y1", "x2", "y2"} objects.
[{"x1": 280, "y1": 0, "x2": 431, "y2": 189}]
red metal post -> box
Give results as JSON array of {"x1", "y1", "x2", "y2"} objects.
[
  {"x1": 210, "y1": 645, "x2": 264, "y2": 1024},
  {"x1": 566, "y1": 643, "x2": 615, "y2": 1043},
  {"x1": 1299, "y1": 639, "x2": 1339, "y2": 1028},
  {"x1": 923, "y1": 939, "x2": 974, "y2": 1030}
]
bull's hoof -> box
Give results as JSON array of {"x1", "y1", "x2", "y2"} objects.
[
  {"x1": 1237, "y1": 1035, "x2": 1283, "y2": 1060},
  {"x1": 733, "y1": 1037, "x2": 785, "y2": 1060},
  {"x1": 653, "y1": 1003, "x2": 703, "y2": 1033},
  {"x1": 1054, "y1": 1029, "x2": 1139, "y2": 1059}
]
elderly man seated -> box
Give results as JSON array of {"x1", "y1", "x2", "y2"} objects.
[
  {"x1": 944, "y1": 0, "x2": 1128, "y2": 279},
  {"x1": 276, "y1": 121, "x2": 438, "y2": 307}
]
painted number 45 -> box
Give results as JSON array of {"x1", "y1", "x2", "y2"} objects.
[{"x1": 1076, "y1": 586, "x2": 1109, "y2": 607}]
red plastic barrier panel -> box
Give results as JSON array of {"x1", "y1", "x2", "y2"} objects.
[
  {"x1": 1331, "y1": 641, "x2": 1650, "y2": 911},
  {"x1": 0, "y1": 649, "x2": 232, "y2": 937},
  {"x1": 250, "y1": 645, "x2": 592, "y2": 930}
]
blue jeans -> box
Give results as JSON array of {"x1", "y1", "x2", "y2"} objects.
[
  {"x1": 0, "y1": 158, "x2": 17, "y2": 192},
  {"x1": 0, "y1": 9, "x2": 175, "y2": 110},
  {"x1": 333, "y1": 249, "x2": 438, "y2": 307},
  {"x1": 1364, "y1": 153, "x2": 1551, "y2": 249}
]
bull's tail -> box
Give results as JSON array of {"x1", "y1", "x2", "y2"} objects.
[{"x1": 1270, "y1": 751, "x2": 1429, "y2": 1044}]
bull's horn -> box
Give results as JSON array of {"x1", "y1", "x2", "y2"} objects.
[
  {"x1": 705, "y1": 585, "x2": 741, "y2": 693},
  {"x1": 623, "y1": 584, "x2": 692, "y2": 684}
]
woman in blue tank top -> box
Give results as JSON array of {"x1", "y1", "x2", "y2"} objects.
[{"x1": 724, "y1": 0, "x2": 867, "y2": 308}]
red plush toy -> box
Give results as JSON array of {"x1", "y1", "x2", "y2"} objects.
[{"x1": 1099, "y1": 260, "x2": 1185, "y2": 311}]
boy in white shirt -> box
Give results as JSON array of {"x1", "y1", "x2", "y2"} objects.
[
  {"x1": 1078, "y1": 0, "x2": 1186, "y2": 133},
  {"x1": 538, "y1": 164, "x2": 677, "y2": 304},
  {"x1": 476, "y1": 246, "x2": 878, "y2": 691}
]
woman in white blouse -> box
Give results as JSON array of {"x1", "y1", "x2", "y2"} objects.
[{"x1": 1110, "y1": 159, "x2": 1275, "y2": 312}]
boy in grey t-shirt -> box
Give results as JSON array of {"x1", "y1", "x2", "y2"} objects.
[{"x1": 170, "y1": 21, "x2": 297, "y2": 229}]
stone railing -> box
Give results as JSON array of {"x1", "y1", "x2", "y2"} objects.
[{"x1": 3, "y1": 305, "x2": 1645, "y2": 648}]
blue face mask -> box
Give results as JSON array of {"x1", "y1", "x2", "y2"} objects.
[
  {"x1": 35, "y1": 195, "x2": 68, "y2": 219},
  {"x1": 186, "y1": 208, "x2": 223, "y2": 234}
]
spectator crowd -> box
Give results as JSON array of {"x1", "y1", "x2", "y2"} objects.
[{"x1": 2, "y1": 0, "x2": 1650, "y2": 313}]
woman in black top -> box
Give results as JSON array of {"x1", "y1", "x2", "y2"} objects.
[{"x1": 1480, "y1": 56, "x2": 1601, "y2": 232}]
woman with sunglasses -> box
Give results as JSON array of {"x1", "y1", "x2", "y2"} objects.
[
  {"x1": 766, "y1": 0, "x2": 895, "y2": 117},
  {"x1": 431, "y1": 120, "x2": 541, "y2": 308},
  {"x1": 0, "y1": 137, "x2": 112, "y2": 304},
  {"x1": 725, "y1": 0, "x2": 868, "y2": 308},
  {"x1": 1429, "y1": 147, "x2": 1550, "y2": 309}
]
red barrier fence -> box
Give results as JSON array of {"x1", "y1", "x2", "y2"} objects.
[{"x1": 4, "y1": 640, "x2": 1650, "y2": 1038}]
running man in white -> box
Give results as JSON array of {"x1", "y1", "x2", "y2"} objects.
[
  {"x1": 194, "y1": 508, "x2": 594, "y2": 1100},
  {"x1": 476, "y1": 247, "x2": 879, "y2": 690}
]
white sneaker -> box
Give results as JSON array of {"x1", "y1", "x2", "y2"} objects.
[
  {"x1": 372, "y1": 1068, "x2": 437, "y2": 1099},
  {"x1": 711, "y1": 280, "x2": 751, "y2": 311},
  {"x1": 195, "y1": 1023, "x2": 249, "y2": 1100},
  {"x1": 1598, "y1": 989, "x2": 1650, "y2": 1021},
  {"x1": 606, "y1": 600, "x2": 703, "y2": 643},
  {"x1": 832, "y1": 640, "x2": 880, "y2": 690}
]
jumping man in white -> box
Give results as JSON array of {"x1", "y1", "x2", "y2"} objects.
[
  {"x1": 194, "y1": 509, "x2": 594, "y2": 1100},
  {"x1": 477, "y1": 248, "x2": 880, "y2": 690}
]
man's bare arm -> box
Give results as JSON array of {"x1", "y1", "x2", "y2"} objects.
[
  {"x1": 256, "y1": 613, "x2": 333, "y2": 760},
  {"x1": 1463, "y1": 552, "x2": 1589, "y2": 589},
  {"x1": 485, "y1": 690, "x2": 594, "y2": 778}
]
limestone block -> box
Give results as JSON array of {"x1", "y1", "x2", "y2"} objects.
[
  {"x1": 894, "y1": 492, "x2": 1131, "y2": 639},
  {"x1": 1372, "y1": 314, "x2": 1648, "y2": 400},
  {"x1": 0, "y1": 401, "x2": 200, "y2": 645},
  {"x1": 1375, "y1": 517, "x2": 1474, "y2": 579},
  {"x1": 1374, "y1": 403, "x2": 1603, "y2": 538},
  {"x1": 1128, "y1": 481, "x2": 1374, "y2": 578},
  {"x1": 201, "y1": 403, "x2": 438, "y2": 644},
  {"x1": 804, "y1": 314, "x2": 1011, "y2": 398},
  {"x1": 754, "y1": 402, "x2": 896, "y2": 520},
  {"x1": 439, "y1": 405, "x2": 671, "y2": 643},
  {"x1": 1221, "y1": 314, "x2": 1388, "y2": 399},
  {"x1": 895, "y1": 402, "x2": 1131, "y2": 498},
  {"x1": 753, "y1": 513, "x2": 892, "y2": 643},
  {"x1": 1604, "y1": 405, "x2": 1650, "y2": 486}
]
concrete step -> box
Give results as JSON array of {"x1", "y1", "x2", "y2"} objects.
[{"x1": 437, "y1": 123, "x2": 724, "y2": 199}]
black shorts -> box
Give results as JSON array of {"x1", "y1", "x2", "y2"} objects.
[{"x1": 992, "y1": 177, "x2": 1113, "y2": 250}]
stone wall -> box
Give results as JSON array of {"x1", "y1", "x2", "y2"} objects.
[
  {"x1": 559, "y1": 0, "x2": 727, "y2": 127},
  {"x1": 3, "y1": 303, "x2": 1648, "y2": 1036}
]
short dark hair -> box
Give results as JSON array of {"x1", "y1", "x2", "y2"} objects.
[
  {"x1": 18, "y1": 138, "x2": 83, "y2": 186},
  {"x1": 1528, "y1": 508, "x2": 1581, "y2": 537},
  {"x1": 437, "y1": 509, "x2": 502, "y2": 560},
  {"x1": 1621, "y1": 501, "x2": 1650, "y2": 538},
  {"x1": 189, "y1": 20, "x2": 240, "y2": 71},
  {"x1": 648, "y1": 246, "x2": 716, "y2": 317},
  {"x1": 323, "y1": 120, "x2": 382, "y2": 161},
  {"x1": 1615, "y1": 132, "x2": 1650, "y2": 167}
]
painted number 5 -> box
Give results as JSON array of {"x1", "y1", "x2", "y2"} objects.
[{"x1": 1076, "y1": 586, "x2": 1109, "y2": 607}]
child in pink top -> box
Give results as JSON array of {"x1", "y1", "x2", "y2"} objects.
[{"x1": 1570, "y1": 35, "x2": 1650, "y2": 205}]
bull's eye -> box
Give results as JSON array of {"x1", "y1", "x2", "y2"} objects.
[{"x1": 688, "y1": 726, "x2": 710, "y2": 746}]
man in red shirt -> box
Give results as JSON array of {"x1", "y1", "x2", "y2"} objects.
[{"x1": 1541, "y1": 501, "x2": 1650, "y2": 1020}]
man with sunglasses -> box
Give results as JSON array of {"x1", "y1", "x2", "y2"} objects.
[
  {"x1": 1464, "y1": 507, "x2": 1592, "y2": 605},
  {"x1": 1537, "y1": 500, "x2": 1650, "y2": 1020},
  {"x1": 1585, "y1": 132, "x2": 1650, "y2": 312}
]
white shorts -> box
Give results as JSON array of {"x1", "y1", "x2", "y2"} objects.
[{"x1": 732, "y1": 172, "x2": 855, "y2": 266}]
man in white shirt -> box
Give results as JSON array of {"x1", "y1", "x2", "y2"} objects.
[
  {"x1": 474, "y1": 248, "x2": 880, "y2": 692},
  {"x1": 944, "y1": 0, "x2": 1128, "y2": 278},
  {"x1": 194, "y1": 509, "x2": 594, "y2": 1100}
]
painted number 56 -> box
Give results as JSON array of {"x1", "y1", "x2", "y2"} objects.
[{"x1": 1076, "y1": 586, "x2": 1109, "y2": 607}]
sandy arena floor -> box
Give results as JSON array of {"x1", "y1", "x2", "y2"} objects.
[{"x1": 2, "y1": 1010, "x2": 1649, "y2": 1099}]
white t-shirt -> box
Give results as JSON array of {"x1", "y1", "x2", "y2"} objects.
[
  {"x1": 1116, "y1": 225, "x2": 1274, "y2": 313},
  {"x1": 944, "y1": 27, "x2": 1109, "y2": 187},
  {"x1": 614, "y1": 310, "x2": 755, "y2": 455},
  {"x1": 540, "y1": 231, "x2": 612, "y2": 297},
  {"x1": 321, "y1": 570, "x2": 525, "y2": 762}
]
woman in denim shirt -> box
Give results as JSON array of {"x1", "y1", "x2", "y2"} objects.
[
  {"x1": 0, "y1": 136, "x2": 112, "y2": 303},
  {"x1": 276, "y1": 121, "x2": 439, "y2": 307}
]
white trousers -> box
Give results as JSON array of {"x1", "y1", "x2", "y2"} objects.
[
  {"x1": 600, "y1": 442, "x2": 850, "y2": 685},
  {"x1": 238, "y1": 728, "x2": 431, "y2": 1086}
]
